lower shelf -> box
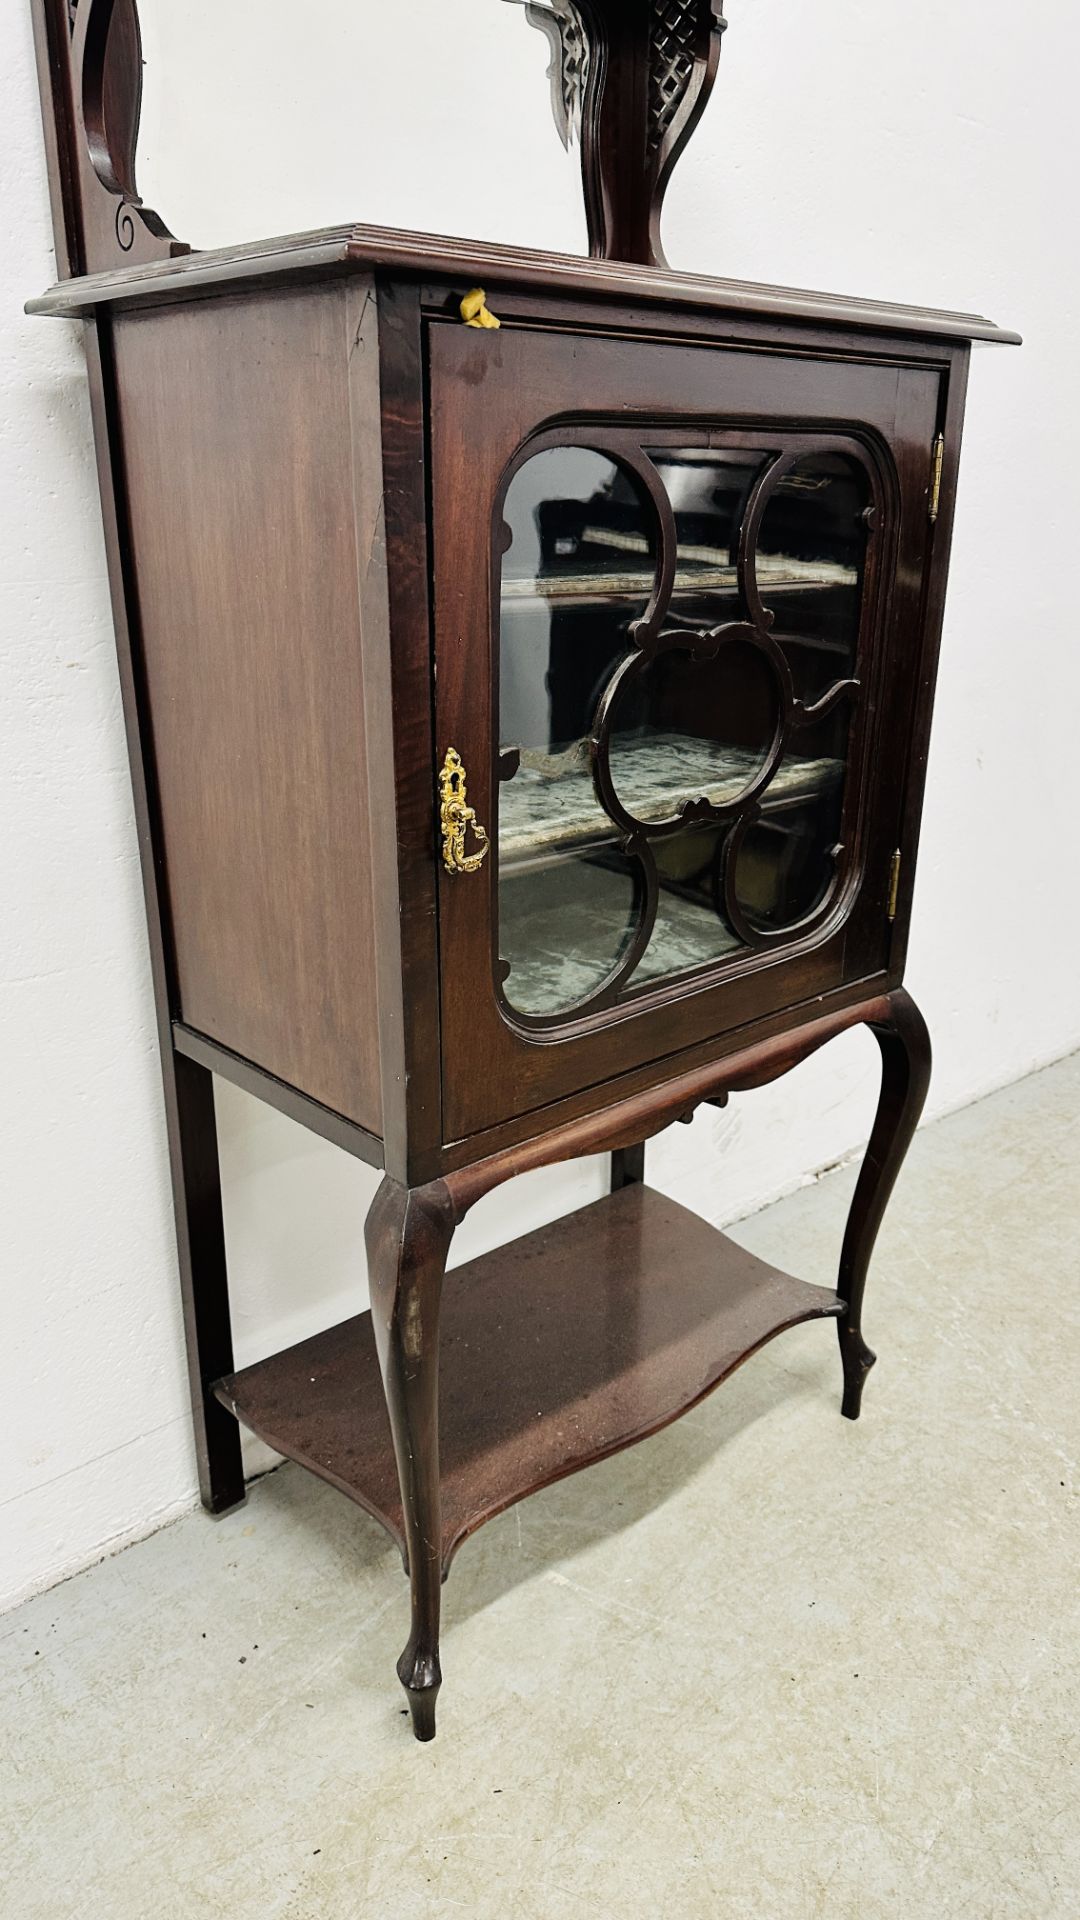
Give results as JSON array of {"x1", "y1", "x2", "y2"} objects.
[{"x1": 215, "y1": 1184, "x2": 844, "y2": 1574}]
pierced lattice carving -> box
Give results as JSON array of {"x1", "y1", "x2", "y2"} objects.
[
  {"x1": 647, "y1": 0, "x2": 701, "y2": 155},
  {"x1": 503, "y1": 0, "x2": 729, "y2": 264},
  {"x1": 502, "y1": 0, "x2": 590, "y2": 150}
]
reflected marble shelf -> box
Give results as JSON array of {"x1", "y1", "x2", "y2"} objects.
[
  {"x1": 499, "y1": 734, "x2": 843, "y2": 870},
  {"x1": 500, "y1": 855, "x2": 744, "y2": 1015},
  {"x1": 501, "y1": 550, "x2": 858, "y2": 608}
]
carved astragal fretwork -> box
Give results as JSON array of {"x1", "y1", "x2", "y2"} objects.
[
  {"x1": 504, "y1": 0, "x2": 728, "y2": 264},
  {"x1": 496, "y1": 429, "x2": 877, "y2": 1024}
]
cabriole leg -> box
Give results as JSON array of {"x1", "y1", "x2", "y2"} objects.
[
  {"x1": 365, "y1": 1177, "x2": 455, "y2": 1741},
  {"x1": 838, "y1": 989, "x2": 932, "y2": 1420}
]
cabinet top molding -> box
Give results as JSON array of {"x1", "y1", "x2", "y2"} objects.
[{"x1": 27, "y1": 219, "x2": 1021, "y2": 346}]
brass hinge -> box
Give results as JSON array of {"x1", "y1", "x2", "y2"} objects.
[
  {"x1": 887, "y1": 849, "x2": 902, "y2": 922},
  {"x1": 928, "y1": 433, "x2": 945, "y2": 523}
]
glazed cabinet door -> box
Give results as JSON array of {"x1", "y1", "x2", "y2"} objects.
[{"x1": 429, "y1": 318, "x2": 942, "y2": 1140}]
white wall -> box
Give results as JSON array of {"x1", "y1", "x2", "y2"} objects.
[{"x1": 3, "y1": 0, "x2": 1076, "y2": 1613}]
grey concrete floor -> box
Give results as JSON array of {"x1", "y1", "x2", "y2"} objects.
[{"x1": 3, "y1": 1054, "x2": 1078, "y2": 1920}]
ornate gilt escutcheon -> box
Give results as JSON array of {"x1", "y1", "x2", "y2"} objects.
[{"x1": 440, "y1": 749, "x2": 491, "y2": 875}]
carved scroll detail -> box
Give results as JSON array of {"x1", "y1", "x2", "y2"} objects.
[
  {"x1": 32, "y1": 0, "x2": 187, "y2": 278},
  {"x1": 505, "y1": 0, "x2": 591, "y2": 150}
]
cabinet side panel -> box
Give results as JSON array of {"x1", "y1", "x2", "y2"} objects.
[{"x1": 112, "y1": 285, "x2": 383, "y2": 1133}]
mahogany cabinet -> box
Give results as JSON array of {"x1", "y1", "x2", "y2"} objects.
[{"x1": 27, "y1": 0, "x2": 1017, "y2": 1739}]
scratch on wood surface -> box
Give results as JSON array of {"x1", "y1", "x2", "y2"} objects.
[{"x1": 402, "y1": 1289, "x2": 423, "y2": 1364}]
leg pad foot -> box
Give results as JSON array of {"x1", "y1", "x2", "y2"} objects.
[
  {"x1": 399, "y1": 1648, "x2": 441, "y2": 1742},
  {"x1": 839, "y1": 1330, "x2": 877, "y2": 1421}
]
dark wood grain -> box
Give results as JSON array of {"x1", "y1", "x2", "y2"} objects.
[
  {"x1": 172, "y1": 1023, "x2": 384, "y2": 1170},
  {"x1": 837, "y1": 989, "x2": 932, "y2": 1417},
  {"x1": 69, "y1": 313, "x2": 244, "y2": 1513},
  {"x1": 28, "y1": 0, "x2": 80, "y2": 278},
  {"x1": 416, "y1": 979, "x2": 884, "y2": 1182},
  {"x1": 112, "y1": 286, "x2": 383, "y2": 1133},
  {"x1": 358, "y1": 279, "x2": 444, "y2": 1180},
  {"x1": 26, "y1": 221, "x2": 1020, "y2": 346},
  {"x1": 365, "y1": 1177, "x2": 456, "y2": 1741},
  {"x1": 169, "y1": 1052, "x2": 246, "y2": 1511},
  {"x1": 885, "y1": 350, "x2": 972, "y2": 977},
  {"x1": 429, "y1": 316, "x2": 939, "y2": 1139},
  {"x1": 441, "y1": 992, "x2": 892, "y2": 1211},
  {"x1": 218, "y1": 1183, "x2": 842, "y2": 1573},
  {"x1": 610, "y1": 1142, "x2": 647, "y2": 1189},
  {"x1": 572, "y1": 0, "x2": 728, "y2": 266}
]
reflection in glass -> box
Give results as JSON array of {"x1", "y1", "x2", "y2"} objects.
[
  {"x1": 733, "y1": 794, "x2": 844, "y2": 935},
  {"x1": 759, "y1": 452, "x2": 869, "y2": 700},
  {"x1": 499, "y1": 447, "x2": 654, "y2": 1016},
  {"x1": 498, "y1": 847, "x2": 641, "y2": 1017},
  {"x1": 499, "y1": 444, "x2": 654, "y2": 757},
  {"x1": 634, "y1": 823, "x2": 740, "y2": 985},
  {"x1": 648, "y1": 448, "x2": 766, "y2": 625},
  {"x1": 731, "y1": 451, "x2": 869, "y2": 929},
  {"x1": 607, "y1": 636, "x2": 778, "y2": 827}
]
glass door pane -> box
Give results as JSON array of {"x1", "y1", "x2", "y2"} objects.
[
  {"x1": 497, "y1": 446, "x2": 655, "y2": 1016},
  {"x1": 739, "y1": 450, "x2": 869, "y2": 931},
  {"x1": 496, "y1": 436, "x2": 874, "y2": 1022}
]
